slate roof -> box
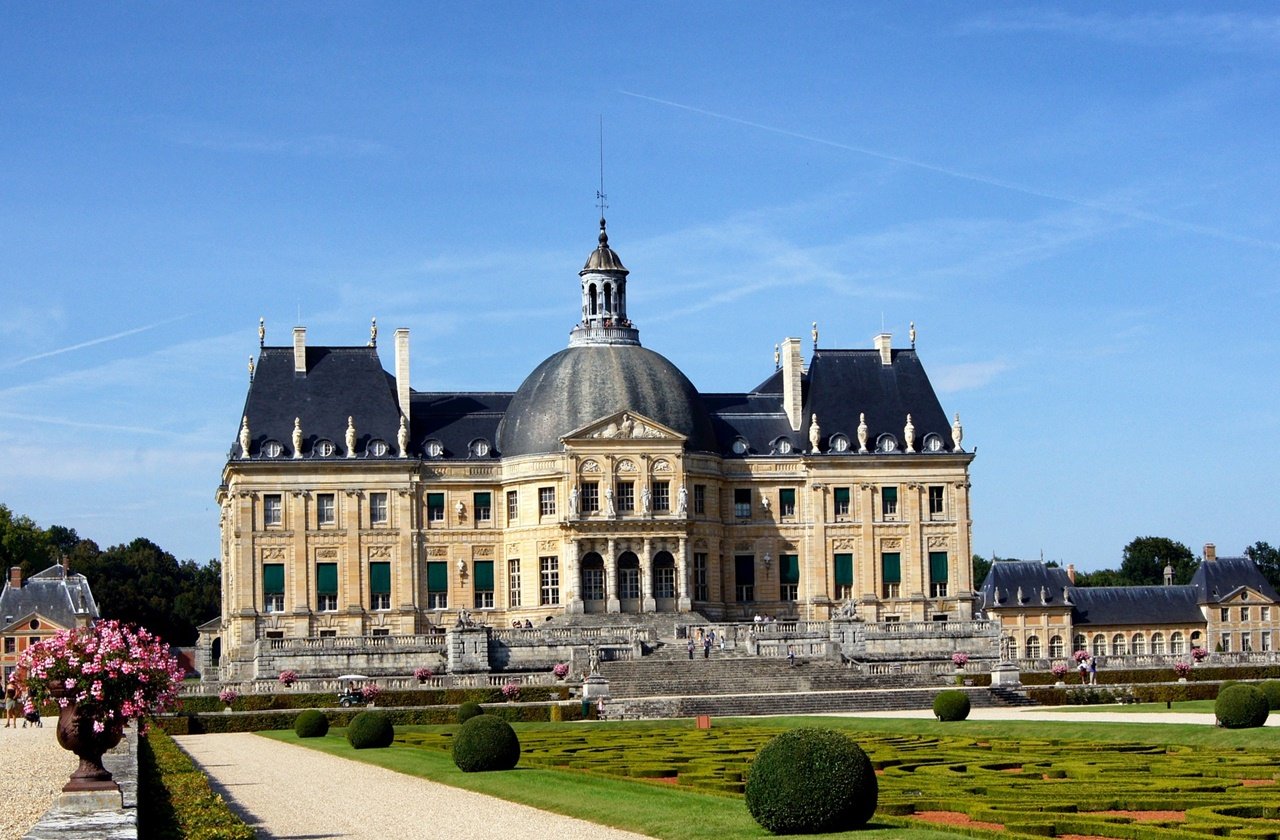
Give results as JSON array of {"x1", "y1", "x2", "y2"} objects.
[
  {"x1": 412, "y1": 392, "x2": 511, "y2": 460},
  {"x1": 0, "y1": 564, "x2": 99, "y2": 632},
  {"x1": 977, "y1": 561, "x2": 1074, "y2": 610},
  {"x1": 1190, "y1": 557, "x2": 1280, "y2": 604}
]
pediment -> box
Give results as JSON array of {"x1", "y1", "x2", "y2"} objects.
[
  {"x1": 1220, "y1": 586, "x2": 1274, "y2": 606},
  {"x1": 561, "y1": 411, "x2": 687, "y2": 444}
]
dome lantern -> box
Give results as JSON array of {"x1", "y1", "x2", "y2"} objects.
[{"x1": 571, "y1": 217, "x2": 638, "y2": 347}]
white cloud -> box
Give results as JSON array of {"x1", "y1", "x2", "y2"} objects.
[
  {"x1": 961, "y1": 10, "x2": 1280, "y2": 51},
  {"x1": 932, "y1": 360, "x2": 1013, "y2": 393}
]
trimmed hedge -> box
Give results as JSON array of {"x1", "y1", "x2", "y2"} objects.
[
  {"x1": 932, "y1": 690, "x2": 970, "y2": 721},
  {"x1": 347, "y1": 711, "x2": 395, "y2": 749},
  {"x1": 177, "y1": 684, "x2": 570, "y2": 714},
  {"x1": 138, "y1": 728, "x2": 256, "y2": 840},
  {"x1": 1019, "y1": 663, "x2": 1280, "y2": 687},
  {"x1": 1216, "y1": 684, "x2": 1269, "y2": 729},
  {"x1": 294, "y1": 709, "x2": 329, "y2": 738},
  {"x1": 457, "y1": 700, "x2": 483, "y2": 723},
  {"x1": 1258, "y1": 680, "x2": 1280, "y2": 711},
  {"x1": 157, "y1": 700, "x2": 584, "y2": 735},
  {"x1": 452, "y1": 714, "x2": 521, "y2": 772},
  {"x1": 745, "y1": 728, "x2": 877, "y2": 834}
]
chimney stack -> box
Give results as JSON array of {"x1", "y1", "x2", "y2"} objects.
[
  {"x1": 7, "y1": 567, "x2": 21, "y2": 589},
  {"x1": 1204, "y1": 543, "x2": 1216, "y2": 563},
  {"x1": 781, "y1": 337, "x2": 804, "y2": 432},
  {"x1": 1066, "y1": 564, "x2": 1076, "y2": 585},
  {"x1": 874, "y1": 333, "x2": 893, "y2": 366},
  {"x1": 293, "y1": 327, "x2": 307, "y2": 375},
  {"x1": 394, "y1": 328, "x2": 411, "y2": 425}
]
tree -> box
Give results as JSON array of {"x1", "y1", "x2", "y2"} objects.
[
  {"x1": 1118, "y1": 536, "x2": 1197, "y2": 586},
  {"x1": 1073, "y1": 567, "x2": 1125, "y2": 587},
  {"x1": 0, "y1": 504, "x2": 55, "y2": 579},
  {"x1": 971, "y1": 554, "x2": 992, "y2": 586},
  {"x1": 1244, "y1": 542, "x2": 1280, "y2": 590}
]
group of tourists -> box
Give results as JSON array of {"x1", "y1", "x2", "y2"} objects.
[
  {"x1": 687, "y1": 628, "x2": 722, "y2": 659},
  {"x1": 3, "y1": 680, "x2": 41, "y2": 728}
]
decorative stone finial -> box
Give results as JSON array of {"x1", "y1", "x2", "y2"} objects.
[
  {"x1": 857, "y1": 412, "x2": 869, "y2": 453},
  {"x1": 951, "y1": 412, "x2": 964, "y2": 452},
  {"x1": 774, "y1": 343, "x2": 780, "y2": 370},
  {"x1": 904, "y1": 414, "x2": 915, "y2": 453},
  {"x1": 239, "y1": 416, "x2": 251, "y2": 459},
  {"x1": 248, "y1": 355, "x2": 255, "y2": 380},
  {"x1": 811, "y1": 321, "x2": 818, "y2": 349},
  {"x1": 909, "y1": 321, "x2": 916, "y2": 348},
  {"x1": 345, "y1": 416, "x2": 357, "y2": 458},
  {"x1": 292, "y1": 418, "x2": 303, "y2": 459},
  {"x1": 809, "y1": 413, "x2": 821, "y2": 454},
  {"x1": 258, "y1": 317, "x2": 265, "y2": 347},
  {"x1": 369, "y1": 317, "x2": 378, "y2": 347},
  {"x1": 397, "y1": 416, "x2": 409, "y2": 458}
]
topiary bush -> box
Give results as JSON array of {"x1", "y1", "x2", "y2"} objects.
[
  {"x1": 1258, "y1": 680, "x2": 1280, "y2": 712},
  {"x1": 347, "y1": 711, "x2": 395, "y2": 748},
  {"x1": 933, "y1": 690, "x2": 971, "y2": 722},
  {"x1": 744, "y1": 728, "x2": 877, "y2": 834},
  {"x1": 452, "y1": 713, "x2": 521, "y2": 772},
  {"x1": 457, "y1": 700, "x2": 483, "y2": 723},
  {"x1": 1215, "y1": 684, "x2": 1269, "y2": 729},
  {"x1": 293, "y1": 709, "x2": 329, "y2": 738}
]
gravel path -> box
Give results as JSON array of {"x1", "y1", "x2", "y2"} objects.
[
  {"x1": 175, "y1": 733, "x2": 654, "y2": 840},
  {"x1": 0, "y1": 719, "x2": 77, "y2": 840}
]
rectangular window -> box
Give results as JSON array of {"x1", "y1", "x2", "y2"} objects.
[
  {"x1": 881, "y1": 486, "x2": 898, "y2": 519},
  {"x1": 474, "y1": 492, "x2": 492, "y2": 523},
  {"x1": 834, "y1": 553, "x2": 854, "y2": 601},
  {"x1": 427, "y1": 492, "x2": 445, "y2": 523},
  {"x1": 1263, "y1": 632, "x2": 1272, "y2": 652},
  {"x1": 928, "y1": 486, "x2": 944, "y2": 518},
  {"x1": 263, "y1": 563, "x2": 285, "y2": 612},
  {"x1": 691, "y1": 552, "x2": 708, "y2": 601},
  {"x1": 617, "y1": 481, "x2": 634, "y2": 513},
  {"x1": 264, "y1": 494, "x2": 282, "y2": 527},
  {"x1": 508, "y1": 559, "x2": 521, "y2": 608},
  {"x1": 655, "y1": 565, "x2": 676, "y2": 599},
  {"x1": 582, "y1": 566, "x2": 605, "y2": 601},
  {"x1": 619, "y1": 566, "x2": 640, "y2": 600},
  {"x1": 929, "y1": 551, "x2": 949, "y2": 598},
  {"x1": 370, "y1": 628, "x2": 390, "y2": 636},
  {"x1": 653, "y1": 480, "x2": 670, "y2": 513},
  {"x1": 1221, "y1": 607, "x2": 1230, "y2": 622},
  {"x1": 1241, "y1": 632, "x2": 1252, "y2": 651},
  {"x1": 779, "y1": 488, "x2": 796, "y2": 518},
  {"x1": 426, "y1": 561, "x2": 448, "y2": 609},
  {"x1": 1221, "y1": 634, "x2": 1232, "y2": 652},
  {"x1": 316, "y1": 562, "x2": 338, "y2": 612},
  {"x1": 834, "y1": 487, "x2": 851, "y2": 517},
  {"x1": 317, "y1": 493, "x2": 336, "y2": 526},
  {"x1": 473, "y1": 560, "x2": 494, "y2": 609},
  {"x1": 370, "y1": 492, "x2": 388, "y2": 525},
  {"x1": 506, "y1": 490, "x2": 519, "y2": 523},
  {"x1": 540, "y1": 556, "x2": 560, "y2": 605},
  {"x1": 881, "y1": 552, "x2": 901, "y2": 599},
  {"x1": 693, "y1": 484, "x2": 706, "y2": 515},
  {"x1": 369, "y1": 561, "x2": 391, "y2": 610},
  {"x1": 780, "y1": 553, "x2": 799, "y2": 601},
  {"x1": 1240, "y1": 606, "x2": 1250, "y2": 622},
  {"x1": 538, "y1": 487, "x2": 556, "y2": 517},
  {"x1": 582, "y1": 482, "x2": 599, "y2": 513},
  {"x1": 734, "y1": 488, "x2": 752, "y2": 518},
  {"x1": 734, "y1": 555, "x2": 755, "y2": 602},
  {"x1": 264, "y1": 630, "x2": 284, "y2": 640},
  {"x1": 1263, "y1": 606, "x2": 1272, "y2": 621},
  {"x1": 318, "y1": 629, "x2": 337, "y2": 638},
  {"x1": 3, "y1": 637, "x2": 14, "y2": 654}
]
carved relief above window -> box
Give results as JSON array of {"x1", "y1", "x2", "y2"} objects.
[
  {"x1": 651, "y1": 459, "x2": 671, "y2": 473},
  {"x1": 616, "y1": 459, "x2": 637, "y2": 473},
  {"x1": 580, "y1": 459, "x2": 601, "y2": 473}
]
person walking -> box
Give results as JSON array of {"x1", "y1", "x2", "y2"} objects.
[
  {"x1": 787, "y1": 645, "x2": 797, "y2": 667},
  {"x1": 703, "y1": 637, "x2": 712, "y2": 659},
  {"x1": 1077, "y1": 659, "x2": 1088, "y2": 683},
  {"x1": 687, "y1": 639, "x2": 695, "y2": 660},
  {"x1": 1088, "y1": 657, "x2": 1098, "y2": 685},
  {"x1": 4, "y1": 681, "x2": 17, "y2": 727}
]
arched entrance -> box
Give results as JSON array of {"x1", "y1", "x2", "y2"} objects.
[
  {"x1": 652, "y1": 550, "x2": 676, "y2": 609},
  {"x1": 617, "y1": 551, "x2": 641, "y2": 613},
  {"x1": 580, "y1": 552, "x2": 605, "y2": 613}
]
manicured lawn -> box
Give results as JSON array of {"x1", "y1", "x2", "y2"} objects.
[
  {"x1": 267, "y1": 715, "x2": 1280, "y2": 840},
  {"x1": 1040, "y1": 700, "x2": 1218, "y2": 714}
]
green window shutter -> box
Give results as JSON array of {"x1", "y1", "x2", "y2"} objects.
[
  {"x1": 834, "y1": 554, "x2": 854, "y2": 586},
  {"x1": 427, "y1": 562, "x2": 448, "y2": 592},
  {"x1": 834, "y1": 487, "x2": 850, "y2": 505},
  {"x1": 263, "y1": 563, "x2": 285, "y2": 594},
  {"x1": 883, "y1": 487, "x2": 898, "y2": 506},
  {"x1": 474, "y1": 560, "x2": 494, "y2": 591},
  {"x1": 882, "y1": 552, "x2": 901, "y2": 584},
  {"x1": 780, "y1": 488, "x2": 795, "y2": 506},
  {"x1": 369, "y1": 562, "x2": 391, "y2": 595},
  {"x1": 734, "y1": 555, "x2": 755, "y2": 586},
  {"x1": 474, "y1": 492, "x2": 491, "y2": 507},
  {"x1": 929, "y1": 552, "x2": 948, "y2": 584},
  {"x1": 316, "y1": 563, "x2": 338, "y2": 595},
  {"x1": 427, "y1": 492, "x2": 444, "y2": 508},
  {"x1": 780, "y1": 554, "x2": 799, "y2": 585}
]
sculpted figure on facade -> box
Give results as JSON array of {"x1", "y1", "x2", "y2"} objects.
[
  {"x1": 619, "y1": 414, "x2": 634, "y2": 438},
  {"x1": 951, "y1": 412, "x2": 964, "y2": 452},
  {"x1": 857, "y1": 412, "x2": 868, "y2": 453},
  {"x1": 809, "y1": 413, "x2": 821, "y2": 454},
  {"x1": 604, "y1": 487, "x2": 615, "y2": 517},
  {"x1": 239, "y1": 416, "x2": 251, "y2": 459},
  {"x1": 292, "y1": 418, "x2": 303, "y2": 459},
  {"x1": 569, "y1": 484, "x2": 579, "y2": 515},
  {"x1": 369, "y1": 317, "x2": 377, "y2": 347},
  {"x1": 641, "y1": 486, "x2": 651, "y2": 514},
  {"x1": 345, "y1": 416, "x2": 357, "y2": 458},
  {"x1": 904, "y1": 414, "x2": 915, "y2": 453},
  {"x1": 676, "y1": 484, "x2": 688, "y2": 517},
  {"x1": 397, "y1": 416, "x2": 409, "y2": 458}
]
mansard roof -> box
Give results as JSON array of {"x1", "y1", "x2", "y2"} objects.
[
  {"x1": 977, "y1": 561, "x2": 1074, "y2": 610},
  {"x1": 1069, "y1": 586, "x2": 1203, "y2": 626},
  {"x1": 1190, "y1": 556, "x2": 1280, "y2": 604},
  {"x1": 0, "y1": 564, "x2": 99, "y2": 632}
]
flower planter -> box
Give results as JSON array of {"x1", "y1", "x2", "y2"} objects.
[{"x1": 55, "y1": 700, "x2": 124, "y2": 792}]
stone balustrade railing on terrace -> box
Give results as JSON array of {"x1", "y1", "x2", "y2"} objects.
[
  {"x1": 861, "y1": 619, "x2": 997, "y2": 639},
  {"x1": 257, "y1": 632, "x2": 446, "y2": 654}
]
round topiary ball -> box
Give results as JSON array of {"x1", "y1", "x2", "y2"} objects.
[
  {"x1": 745, "y1": 728, "x2": 877, "y2": 834},
  {"x1": 933, "y1": 690, "x2": 971, "y2": 722},
  {"x1": 347, "y1": 711, "x2": 395, "y2": 749},
  {"x1": 1257, "y1": 680, "x2": 1280, "y2": 712},
  {"x1": 457, "y1": 700, "x2": 483, "y2": 723},
  {"x1": 452, "y1": 714, "x2": 520, "y2": 772},
  {"x1": 1215, "y1": 684, "x2": 1269, "y2": 729},
  {"x1": 294, "y1": 709, "x2": 329, "y2": 738}
]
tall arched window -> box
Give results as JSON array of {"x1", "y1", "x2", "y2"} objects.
[
  {"x1": 1131, "y1": 634, "x2": 1146, "y2": 655},
  {"x1": 1092, "y1": 634, "x2": 1107, "y2": 656},
  {"x1": 1073, "y1": 634, "x2": 1087, "y2": 653},
  {"x1": 1111, "y1": 634, "x2": 1127, "y2": 656},
  {"x1": 1026, "y1": 636, "x2": 1042, "y2": 659},
  {"x1": 1151, "y1": 632, "x2": 1165, "y2": 654},
  {"x1": 1049, "y1": 635, "x2": 1064, "y2": 658},
  {"x1": 589, "y1": 284, "x2": 598, "y2": 316},
  {"x1": 604, "y1": 284, "x2": 613, "y2": 315},
  {"x1": 1170, "y1": 632, "x2": 1185, "y2": 654}
]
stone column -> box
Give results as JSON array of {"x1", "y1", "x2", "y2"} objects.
[
  {"x1": 566, "y1": 539, "x2": 584, "y2": 615},
  {"x1": 641, "y1": 537, "x2": 656, "y2": 612},
  {"x1": 676, "y1": 536, "x2": 692, "y2": 611},
  {"x1": 605, "y1": 537, "x2": 620, "y2": 614}
]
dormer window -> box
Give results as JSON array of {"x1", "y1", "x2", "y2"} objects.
[
  {"x1": 315, "y1": 439, "x2": 336, "y2": 457},
  {"x1": 263, "y1": 440, "x2": 284, "y2": 458},
  {"x1": 469, "y1": 439, "x2": 491, "y2": 458},
  {"x1": 876, "y1": 434, "x2": 898, "y2": 453},
  {"x1": 830, "y1": 434, "x2": 850, "y2": 453},
  {"x1": 425, "y1": 439, "x2": 444, "y2": 458},
  {"x1": 923, "y1": 433, "x2": 943, "y2": 453},
  {"x1": 774, "y1": 437, "x2": 793, "y2": 455},
  {"x1": 368, "y1": 439, "x2": 389, "y2": 457},
  {"x1": 732, "y1": 437, "x2": 749, "y2": 455}
]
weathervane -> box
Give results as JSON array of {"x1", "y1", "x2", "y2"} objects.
[{"x1": 596, "y1": 116, "x2": 608, "y2": 223}]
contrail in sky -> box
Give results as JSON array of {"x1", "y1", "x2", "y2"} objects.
[
  {"x1": 2, "y1": 314, "x2": 190, "y2": 369},
  {"x1": 620, "y1": 91, "x2": 1280, "y2": 252}
]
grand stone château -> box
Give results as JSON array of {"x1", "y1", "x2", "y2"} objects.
[{"x1": 206, "y1": 219, "x2": 979, "y2": 684}]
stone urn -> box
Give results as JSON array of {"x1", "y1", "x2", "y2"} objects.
[{"x1": 54, "y1": 700, "x2": 125, "y2": 792}]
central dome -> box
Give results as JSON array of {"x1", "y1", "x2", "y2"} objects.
[{"x1": 496, "y1": 344, "x2": 718, "y2": 457}]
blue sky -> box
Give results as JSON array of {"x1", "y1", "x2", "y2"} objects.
[{"x1": 1, "y1": 3, "x2": 1277, "y2": 570}]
